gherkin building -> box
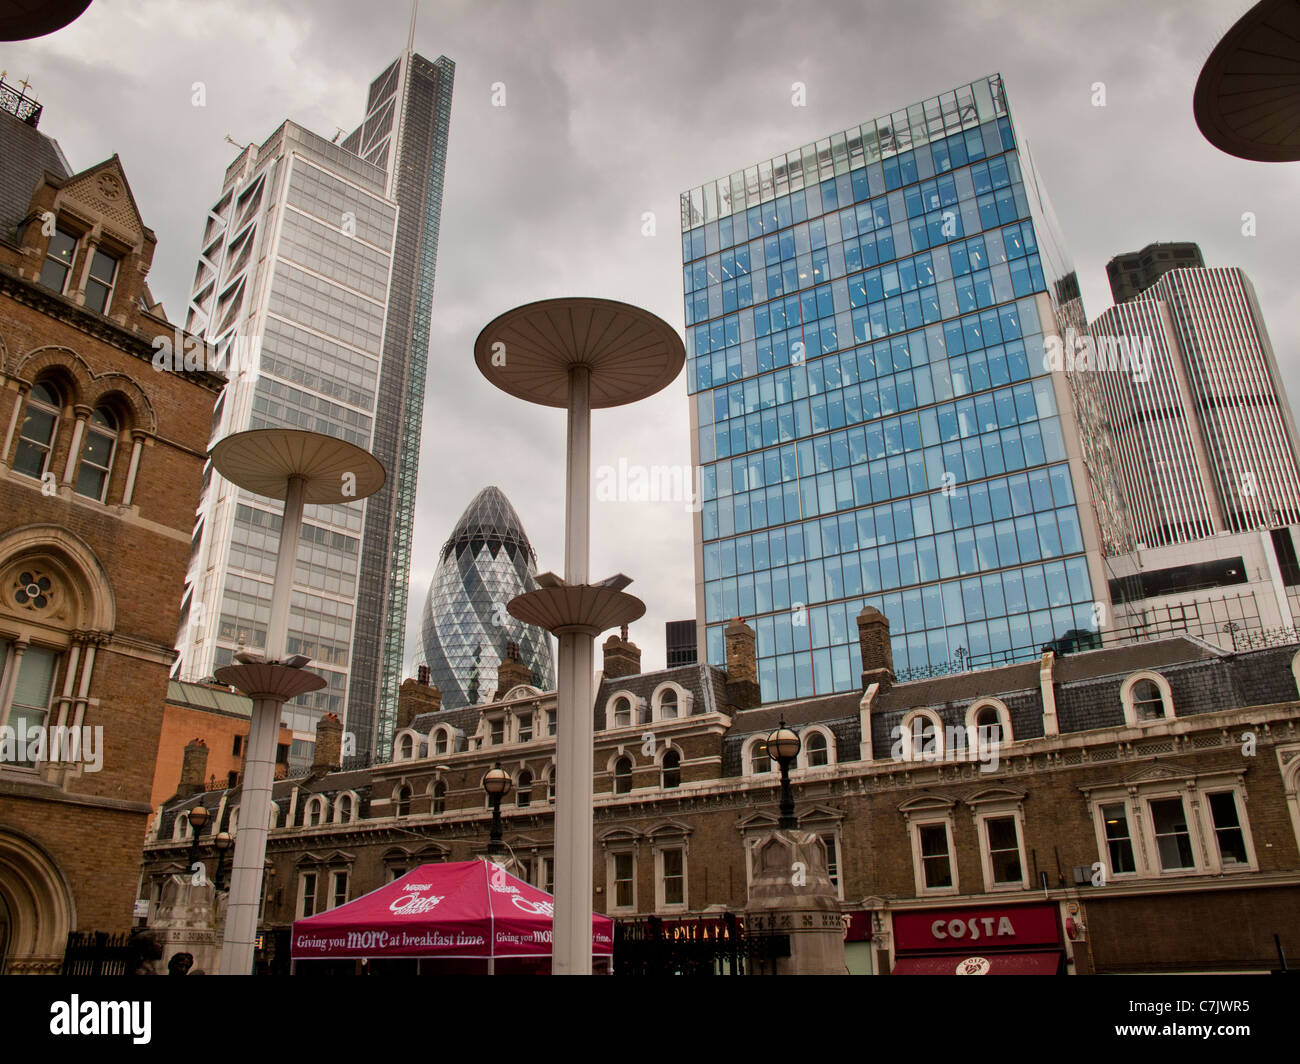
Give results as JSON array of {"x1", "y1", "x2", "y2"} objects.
[{"x1": 416, "y1": 487, "x2": 555, "y2": 707}]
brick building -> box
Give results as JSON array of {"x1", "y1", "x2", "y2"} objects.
[
  {"x1": 143, "y1": 610, "x2": 1300, "y2": 974},
  {"x1": 0, "y1": 92, "x2": 223, "y2": 973},
  {"x1": 150, "y1": 679, "x2": 293, "y2": 811}
]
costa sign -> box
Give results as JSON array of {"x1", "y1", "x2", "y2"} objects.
[{"x1": 893, "y1": 903, "x2": 1060, "y2": 952}]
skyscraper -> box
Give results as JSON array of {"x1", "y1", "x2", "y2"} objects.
[
  {"x1": 416, "y1": 486, "x2": 555, "y2": 707},
  {"x1": 1106, "y1": 242, "x2": 1205, "y2": 304},
  {"x1": 680, "y1": 74, "x2": 1113, "y2": 701},
  {"x1": 1090, "y1": 265, "x2": 1300, "y2": 549},
  {"x1": 174, "y1": 51, "x2": 453, "y2": 769}
]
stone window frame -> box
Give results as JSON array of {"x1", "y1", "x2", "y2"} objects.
[
  {"x1": 302, "y1": 794, "x2": 329, "y2": 828},
  {"x1": 394, "y1": 728, "x2": 420, "y2": 762},
  {"x1": 328, "y1": 867, "x2": 350, "y2": 911},
  {"x1": 964, "y1": 697, "x2": 1013, "y2": 748},
  {"x1": 428, "y1": 723, "x2": 457, "y2": 757},
  {"x1": 649, "y1": 824, "x2": 691, "y2": 913},
  {"x1": 1119, "y1": 670, "x2": 1174, "y2": 727},
  {"x1": 544, "y1": 759, "x2": 556, "y2": 803},
  {"x1": 604, "y1": 688, "x2": 641, "y2": 731},
  {"x1": 515, "y1": 766, "x2": 534, "y2": 808},
  {"x1": 393, "y1": 783, "x2": 412, "y2": 818},
  {"x1": 650, "y1": 681, "x2": 693, "y2": 723},
  {"x1": 1083, "y1": 773, "x2": 1257, "y2": 880},
  {"x1": 599, "y1": 830, "x2": 639, "y2": 914},
  {"x1": 658, "y1": 743, "x2": 682, "y2": 790},
  {"x1": 900, "y1": 795, "x2": 960, "y2": 897},
  {"x1": 610, "y1": 752, "x2": 635, "y2": 795},
  {"x1": 332, "y1": 790, "x2": 359, "y2": 825},
  {"x1": 966, "y1": 788, "x2": 1029, "y2": 892},
  {"x1": 297, "y1": 869, "x2": 320, "y2": 919},
  {"x1": 428, "y1": 776, "x2": 447, "y2": 815},
  {"x1": 741, "y1": 733, "x2": 772, "y2": 777},
  {"x1": 794, "y1": 724, "x2": 836, "y2": 771},
  {"x1": 897, "y1": 708, "x2": 946, "y2": 762},
  {"x1": 1278, "y1": 745, "x2": 1300, "y2": 856}
]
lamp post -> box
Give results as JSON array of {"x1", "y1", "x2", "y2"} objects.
[
  {"x1": 208, "y1": 428, "x2": 385, "y2": 975},
  {"x1": 185, "y1": 803, "x2": 210, "y2": 876},
  {"x1": 475, "y1": 298, "x2": 682, "y2": 975},
  {"x1": 212, "y1": 831, "x2": 232, "y2": 891},
  {"x1": 766, "y1": 719, "x2": 801, "y2": 830},
  {"x1": 482, "y1": 763, "x2": 513, "y2": 858}
]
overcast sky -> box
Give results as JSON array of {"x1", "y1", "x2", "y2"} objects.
[{"x1": 7, "y1": 0, "x2": 1294, "y2": 675}]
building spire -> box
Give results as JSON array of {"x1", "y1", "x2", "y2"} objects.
[{"x1": 407, "y1": 0, "x2": 418, "y2": 54}]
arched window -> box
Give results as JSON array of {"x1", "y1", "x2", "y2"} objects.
[
  {"x1": 14, "y1": 383, "x2": 61, "y2": 479},
  {"x1": 900, "y1": 710, "x2": 944, "y2": 760},
  {"x1": 805, "y1": 731, "x2": 829, "y2": 767},
  {"x1": 749, "y1": 738, "x2": 770, "y2": 775},
  {"x1": 306, "y1": 798, "x2": 324, "y2": 827},
  {"x1": 398, "y1": 733, "x2": 414, "y2": 760},
  {"x1": 662, "y1": 749, "x2": 681, "y2": 789},
  {"x1": 613, "y1": 696, "x2": 632, "y2": 728},
  {"x1": 433, "y1": 729, "x2": 448, "y2": 756},
  {"x1": 431, "y1": 780, "x2": 446, "y2": 814},
  {"x1": 395, "y1": 785, "x2": 411, "y2": 817},
  {"x1": 75, "y1": 408, "x2": 117, "y2": 501},
  {"x1": 1132, "y1": 680, "x2": 1165, "y2": 722},
  {"x1": 975, "y1": 705, "x2": 1002, "y2": 743},
  {"x1": 660, "y1": 688, "x2": 678, "y2": 719},
  {"x1": 614, "y1": 757, "x2": 633, "y2": 795},
  {"x1": 517, "y1": 770, "x2": 533, "y2": 808},
  {"x1": 546, "y1": 765, "x2": 556, "y2": 803},
  {"x1": 336, "y1": 794, "x2": 353, "y2": 823}
]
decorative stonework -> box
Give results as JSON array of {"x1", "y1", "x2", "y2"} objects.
[
  {"x1": 13, "y1": 569, "x2": 53, "y2": 611},
  {"x1": 96, "y1": 173, "x2": 123, "y2": 203}
]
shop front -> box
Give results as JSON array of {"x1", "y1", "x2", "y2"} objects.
[{"x1": 889, "y1": 902, "x2": 1067, "y2": 975}]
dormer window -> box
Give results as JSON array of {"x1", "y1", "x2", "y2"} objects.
[
  {"x1": 490, "y1": 718, "x2": 505, "y2": 745},
  {"x1": 40, "y1": 226, "x2": 77, "y2": 294},
  {"x1": 613, "y1": 697, "x2": 632, "y2": 728},
  {"x1": 1132, "y1": 680, "x2": 1165, "y2": 722},
  {"x1": 1120, "y1": 672, "x2": 1174, "y2": 726},
  {"x1": 83, "y1": 248, "x2": 119, "y2": 314}
]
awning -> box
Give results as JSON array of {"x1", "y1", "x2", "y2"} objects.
[
  {"x1": 291, "y1": 860, "x2": 613, "y2": 960},
  {"x1": 892, "y1": 950, "x2": 1063, "y2": 975}
]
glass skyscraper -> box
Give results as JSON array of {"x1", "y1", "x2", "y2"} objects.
[
  {"x1": 415, "y1": 486, "x2": 556, "y2": 707},
  {"x1": 680, "y1": 74, "x2": 1113, "y2": 701},
  {"x1": 175, "y1": 51, "x2": 454, "y2": 769}
]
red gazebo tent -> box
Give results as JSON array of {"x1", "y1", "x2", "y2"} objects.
[{"x1": 290, "y1": 860, "x2": 613, "y2": 974}]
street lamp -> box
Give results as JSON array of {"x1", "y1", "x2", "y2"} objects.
[
  {"x1": 483, "y1": 764, "x2": 513, "y2": 857},
  {"x1": 212, "y1": 831, "x2": 233, "y2": 891},
  {"x1": 185, "y1": 803, "x2": 210, "y2": 875},
  {"x1": 766, "y1": 719, "x2": 801, "y2": 830}
]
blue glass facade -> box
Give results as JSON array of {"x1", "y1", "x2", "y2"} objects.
[{"x1": 681, "y1": 75, "x2": 1101, "y2": 700}]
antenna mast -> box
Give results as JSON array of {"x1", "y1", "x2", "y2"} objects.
[{"x1": 407, "y1": 0, "x2": 418, "y2": 53}]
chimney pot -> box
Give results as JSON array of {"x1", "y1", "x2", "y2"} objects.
[
  {"x1": 602, "y1": 626, "x2": 641, "y2": 679},
  {"x1": 857, "y1": 606, "x2": 895, "y2": 690}
]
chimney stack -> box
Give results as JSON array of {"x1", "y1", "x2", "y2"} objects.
[
  {"x1": 398, "y1": 677, "x2": 442, "y2": 730},
  {"x1": 311, "y1": 713, "x2": 343, "y2": 774},
  {"x1": 724, "y1": 618, "x2": 762, "y2": 709},
  {"x1": 602, "y1": 625, "x2": 641, "y2": 679},
  {"x1": 177, "y1": 738, "x2": 209, "y2": 798},
  {"x1": 495, "y1": 640, "x2": 534, "y2": 699},
  {"x1": 857, "y1": 607, "x2": 895, "y2": 689}
]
